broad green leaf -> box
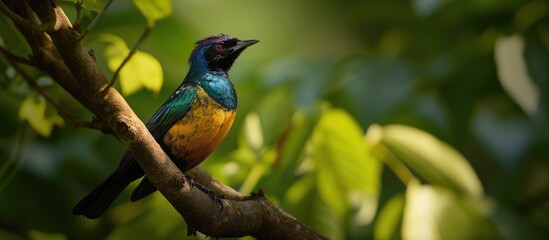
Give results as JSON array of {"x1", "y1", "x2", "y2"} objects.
[
  {"x1": 132, "y1": 0, "x2": 172, "y2": 26},
  {"x1": 120, "y1": 51, "x2": 163, "y2": 95},
  {"x1": 402, "y1": 180, "x2": 499, "y2": 240},
  {"x1": 374, "y1": 193, "x2": 404, "y2": 240},
  {"x1": 312, "y1": 109, "x2": 381, "y2": 191},
  {"x1": 18, "y1": 97, "x2": 64, "y2": 137},
  {"x1": 380, "y1": 124, "x2": 483, "y2": 197},
  {"x1": 29, "y1": 230, "x2": 66, "y2": 240},
  {"x1": 61, "y1": 0, "x2": 103, "y2": 12},
  {"x1": 316, "y1": 159, "x2": 346, "y2": 216},
  {"x1": 282, "y1": 107, "x2": 381, "y2": 239},
  {"x1": 101, "y1": 34, "x2": 163, "y2": 96},
  {"x1": 310, "y1": 108, "x2": 381, "y2": 225}
]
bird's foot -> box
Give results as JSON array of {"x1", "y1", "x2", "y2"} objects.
[{"x1": 184, "y1": 176, "x2": 225, "y2": 211}]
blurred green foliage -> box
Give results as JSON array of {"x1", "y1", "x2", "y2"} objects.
[{"x1": 1, "y1": 0, "x2": 548, "y2": 239}]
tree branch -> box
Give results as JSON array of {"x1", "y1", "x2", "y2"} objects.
[
  {"x1": 0, "y1": 0, "x2": 35, "y2": 30},
  {"x1": 2, "y1": 1, "x2": 326, "y2": 239},
  {"x1": 0, "y1": 45, "x2": 34, "y2": 66},
  {"x1": 0, "y1": 48, "x2": 109, "y2": 132},
  {"x1": 3, "y1": 0, "x2": 100, "y2": 122}
]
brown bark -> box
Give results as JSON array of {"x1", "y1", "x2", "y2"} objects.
[{"x1": 0, "y1": 0, "x2": 326, "y2": 239}]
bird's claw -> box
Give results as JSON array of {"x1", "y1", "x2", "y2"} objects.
[{"x1": 184, "y1": 176, "x2": 225, "y2": 211}]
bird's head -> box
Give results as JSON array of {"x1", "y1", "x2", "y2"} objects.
[{"x1": 189, "y1": 34, "x2": 259, "y2": 72}]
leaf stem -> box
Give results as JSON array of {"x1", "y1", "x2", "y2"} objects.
[
  {"x1": 107, "y1": 26, "x2": 152, "y2": 89},
  {"x1": 77, "y1": 0, "x2": 114, "y2": 41},
  {"x1": 375, "y1": 145, "x2": 415, "y2": 185}
]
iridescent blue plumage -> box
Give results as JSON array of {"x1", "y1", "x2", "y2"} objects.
[
  {"x1": 200, "y1": 72, "x2": 237, "y2": 109},
  {"x1": 73, "y1": 34, "x2": 258, "y2": 218}
]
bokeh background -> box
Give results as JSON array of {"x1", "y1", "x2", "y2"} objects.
[{"x1": 1, "y1": 0, "x2": 548, "y2": 239}]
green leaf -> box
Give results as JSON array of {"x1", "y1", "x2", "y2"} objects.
[
  {"x1": 280, "y1": 107, "x2": 382, "y2": 239},
  {"x1": 402, "y1": 180, "x2": 499, "y2": 240},
  {"x1": 132, "y1": 0, "x2": 172, "y2": 26},
  {"x1": 61, "y1": 0, "x2": 103, "y2": 12},
  {"x1": 380, "y1": 124, "x2": 484, "y2": 197},
  {"x1": 374, "y1": 193, "x2": 404, "y2": 240},
  {"x1": 316, "y1": 159, "x2": 347, "y2": 216},
  {"x1": 312, "y1": 109, "x2": 381, "y2": 191},
  {"x1": 18, "y1": 97, "x2": 64, "y2": 137},
  {"x1": 101, "y1": 34, "x2": 163, "y2": 96},
  {"x1": 310, "y1": 108, "x2": 381, "y2": 225}
]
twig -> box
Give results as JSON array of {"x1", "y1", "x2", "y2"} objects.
[
  {"x1": 107, "y1": 26, "x2": 152, "y2": 89},
  {"x1": 74, "y1": 0, "x2": 83, "y2": 26},
  {"x1": 77, "y1": 0, "x2": 114, "y2": 41},
  {"x1": 0, "y1": 1, "x2": 35, "y2": 30},
  {"x1": 0, "y1": 48, "x2": 106, "y2": 131},
  {"x1": 22, "y1": 3, "x2": 326, "y2": 238},
  {"x1": 0, "y1": 45, "x2": 34, "y2": 66}
]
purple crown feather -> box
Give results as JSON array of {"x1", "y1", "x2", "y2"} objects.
[{"x1": 189, "y1": 34, "x2": 232, "y2": 62}]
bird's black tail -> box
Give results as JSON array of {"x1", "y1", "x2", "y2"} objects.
[
  {"x1": 72, "y1": 171, "x2": 131, "y2": 219},
  {"x1": 73, "y1": 153, "x2": 145, "y2": 219}
]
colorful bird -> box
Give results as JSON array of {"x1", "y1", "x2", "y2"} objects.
[{"x1": 73, "y1": 34, "x2": 258, "y2": 219}]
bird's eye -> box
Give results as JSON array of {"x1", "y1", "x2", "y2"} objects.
[{"x1": 214, "y1": 44, "x2": 223, "y2": 52}]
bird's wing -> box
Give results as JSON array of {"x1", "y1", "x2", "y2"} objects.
[
  {"x1": 146, "y1": 84, "x2": 197, "y2": 140},
  {"x1": 115, "y1": 84, "x2": 197, "y2": 172}
]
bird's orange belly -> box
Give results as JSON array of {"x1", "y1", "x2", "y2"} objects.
[{"x1": 163, "y1": 88, "x2": 236, "y2": 170}]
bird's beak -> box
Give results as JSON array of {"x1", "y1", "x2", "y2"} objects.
[{"x1": 229, "y1": 39, "x2": 259, "y2": 53}]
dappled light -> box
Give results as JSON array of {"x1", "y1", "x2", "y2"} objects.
[{"x1": 1, "y1": 0, "x2": 548, "y2": 239}]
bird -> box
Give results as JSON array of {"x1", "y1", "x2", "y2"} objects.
[{"x1": 73, "y1": 34, "x2": 258, "y2": 219}]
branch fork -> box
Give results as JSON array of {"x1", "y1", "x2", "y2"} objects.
[{"x1": 0, "y1": 1, "x2": 326, "y2": 239}]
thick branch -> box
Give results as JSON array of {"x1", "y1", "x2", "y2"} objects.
[
  {"x1": 3, "y1": 0, "x2": 98, "y2": 121},
  {"x1": 2, "y1": 1, "x2": 326, "y2": 239}
]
